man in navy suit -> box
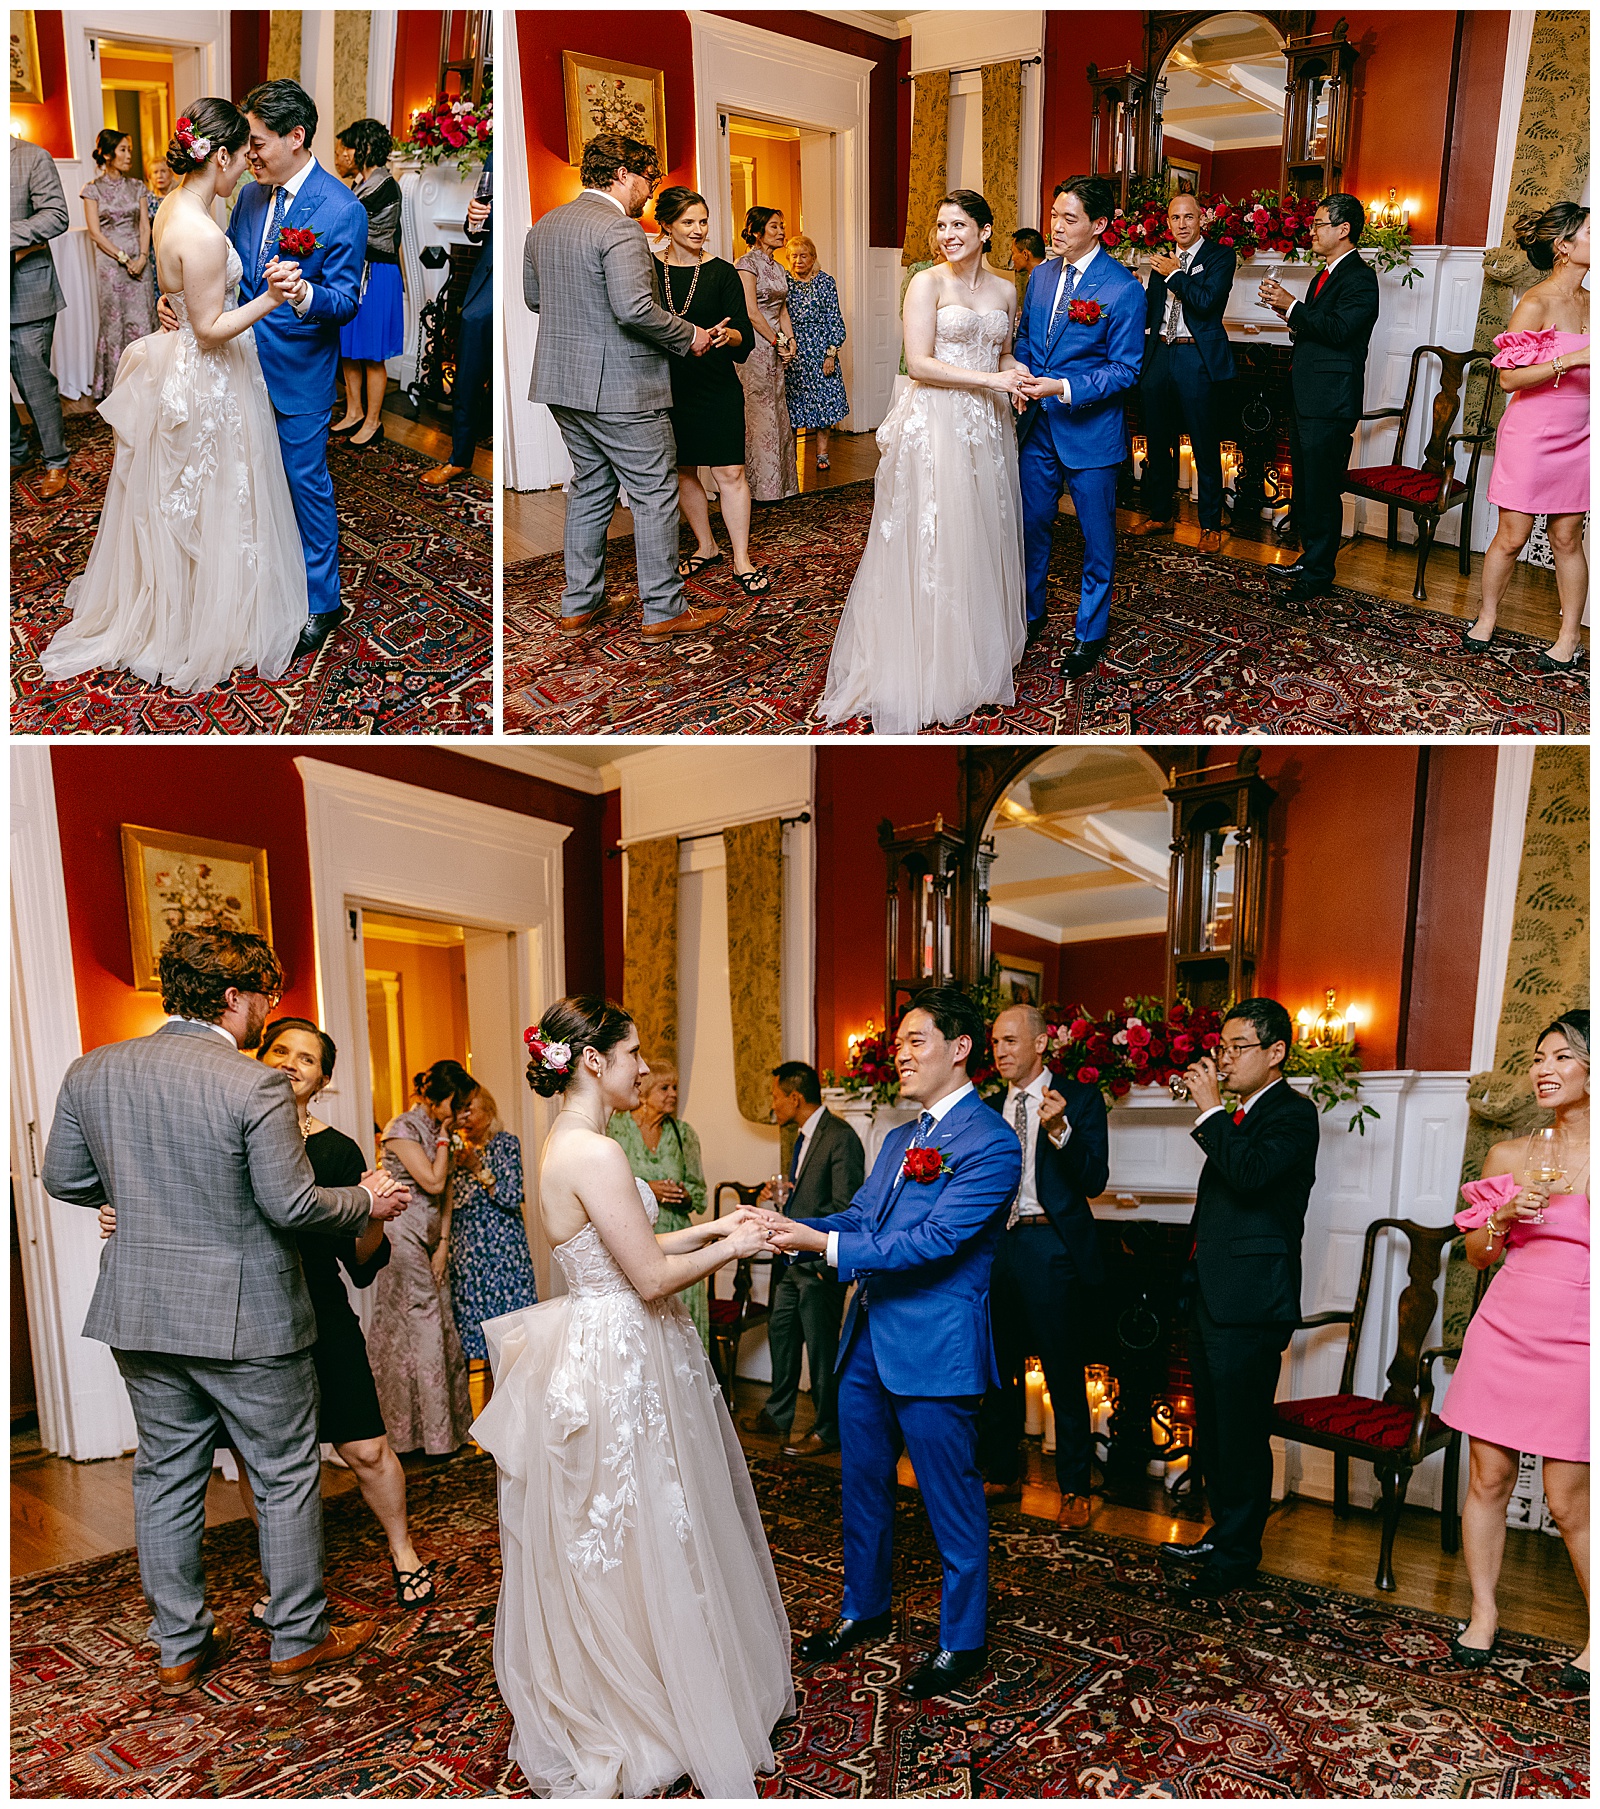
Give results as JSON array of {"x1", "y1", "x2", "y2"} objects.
[
  {"x1": 1128, "y1": 191, "x2": 1237, "y2": 555},
  {"x1": 976, "y1": 1003, "x2": 1109, "y2": 1527},
  {"x1": 230, "y1": 81, "x2": 367, "y2": 656},
  {"x1": 1012, "y1": 174, "x2": 1145, "y2": 680},
  {"x1": 423, "y1": 154, "x2": 491, "y2": 488},
  {"x1": 764, "y1": 987, "x2": 1022, "y2": 1702}
]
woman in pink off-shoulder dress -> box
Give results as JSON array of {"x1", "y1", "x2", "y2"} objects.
[
  {"x1": 1460, "y1": 202, "x2": 1589, "y2": 671},
  {"x1": 1441, "y1": 1012, "x2": 1589, "y2": 1692}
]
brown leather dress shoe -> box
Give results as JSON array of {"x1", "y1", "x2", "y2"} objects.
[
  {"x1": 158, "y1": 1624, "x2": 233, "y2": 1695},
  {"x1": 1198, "y1": 528, "x2": 1227, "y2": 555},
  {"x1": 783, "y1": 1431, "x2": 838, "y2": 1458},
  {"x1": 268, "y1": 1619, "x2": 379, "y2": 1685},
  {"x1": 558, "y1": 604, "x2": 617, "y2": 636},
  {"x1": 1056, "y1": 1492, "x2": 1093, "y2": 1529},
  {"x1": 1125, "y1": 515, "x2": 1173, "y2": 537},
  {"x1": 420, "y1": 463, "x2": 468, "y2": 487},
  {"x1": 37, "y1": 465, "x2": 70, "y2": 500},
  {"x1": 983, "y1": 1480, "x2": 1021, "y2": 1503},
  {"x1": 640, "y1": 603, "x2": 728, "y2": 639}
]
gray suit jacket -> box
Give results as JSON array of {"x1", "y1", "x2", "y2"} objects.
[
  {"x1": 42, "y1": 1021, "x2": 372, "y2": 1361},
  {"x1": 10, "y1": 136, "x2": 67, "y2": 323},
  {"x1": 524, "y1": 188, "x2": 696, "y2": 413},
  {"x1": 784, "y1": 1108, "x2": 866, "y2": 1270}
]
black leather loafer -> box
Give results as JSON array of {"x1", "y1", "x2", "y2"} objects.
[
  {"x1": 902, "y1": 1645, "x2": 988, "y2": 1701},
  {"x1": 1266, "y1": 559, "x2": 1307, "y2": 582},
  {"x1": 1159, "y1": 1537, "x2": 1216, "y2": 1565},
  {"x1": 797, "y1": 1612, "x2": 892, "y2": 1663},
  {"x1": 1061, "y1": 636, "x2": 1108, "y2": 679},
  {"x1": 294, "y1": 607, "x2": 348, "y2": 659}
]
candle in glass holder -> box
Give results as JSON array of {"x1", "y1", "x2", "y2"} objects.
[
  {"x1": 1024, "y1": 1364, "x2": 1045, "y2": 1436},
  {"x1": 1179, "y1": 442, "x2": 1194, "y2": 487},
  {"x1": 1041, "y1": 1389, "x2": 1056, "y2": 1454}
]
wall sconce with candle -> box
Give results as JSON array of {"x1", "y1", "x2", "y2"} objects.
[
  {"x1": 1296, "y1": 988, "x2": 1358, "y2": 1050},
  {"x1": 1368, "y1": 188, "x2": 1411, "y2": 232}
]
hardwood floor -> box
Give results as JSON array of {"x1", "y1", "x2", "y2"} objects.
[
  {"x1": 504, "y1": 428, "x2": 1574, "y2": 641},
  {"x1": 17, "y1": 1382, "x2": 1585, "y2": 1655}
]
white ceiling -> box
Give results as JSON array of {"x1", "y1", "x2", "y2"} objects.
[{"x1": 1160, "y1": 11, "x2": 1286, "y2": 152}]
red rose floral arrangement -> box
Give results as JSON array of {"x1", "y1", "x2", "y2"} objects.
[
  {"x1": 1066, "y1": 297, "x2": 1103, "y2": 326},
  {"x1": 275, "y1": 226, "x2": 320, "y2": 258},
  {"x1": 408, "y1": 92, "x2": 493, "y2": 179}
]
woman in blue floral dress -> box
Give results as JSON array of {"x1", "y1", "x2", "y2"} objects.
[
  {"x1": 445, "y1": 1084, "x2": 539, "y2": 1406},
  {"x1": 784, "y1": 235, "x2": 848, "y2": 470}
]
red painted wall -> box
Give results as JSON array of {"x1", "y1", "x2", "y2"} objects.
[
  {"x1": 1040, "y1": 9, "x2": 1145, "y2": 222},
  {"x1": 990, "y1": 923, "x2": 1061, "y2": 1005},
  {"x1": 12, "y1": 10, "x2": 72, "y2": 160},
  {"x1": 1440, "y1": 10, "x2": 1510, "y2": 246},
  {"x1": 1210, "y1": 143, "x2": 1285, "y2": 200},
  {"x1": 50, "y1": 748, "x2": 608, "y2": 1056},
  {"x1": 1058, "y1": 933, "x2": 1168, "y2": 1017},
  {"x1": 230, "y1": 11, "x2": 270, "y2": 104},
  {"x1": 1337, "y1": 9, "x2": 1461, "y2": 245},
  {"x1": 393, "y1": 10, "x2": 446, "y2": 141},
  {"x1": 1163, "y1": 133, "x2": 1212, "y2": 193}
]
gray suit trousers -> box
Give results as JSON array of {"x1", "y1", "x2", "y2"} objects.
[
  {"x1": 114, "y1": 1347, "x2": 329, "y2": 1666},
  {"x1": 10, "y1": 316, "x2": 67, "y2": 467},
  {"x1": 550, "y1": 405, "x2": 685, "y2": 626}
]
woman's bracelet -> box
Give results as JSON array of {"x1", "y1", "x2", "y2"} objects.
[{"x1": 1552, "y1": 353, "x2": 1566, "y2": 388}]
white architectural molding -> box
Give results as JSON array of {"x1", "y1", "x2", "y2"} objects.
[
  {"x1": 459, "y1": 747, "x2": 614, "y2": 795},
  {"x1": 9, "y1": 746, "x2": 136, "y2": 1461},
  {"x1": 1486, "y1": 14, "x2": 1537, "y2": 251},
  {"x1": 1471, "y1": 745, "x2": 1537, "y2": 1073},
  {"x1": 367, "y1": 8, "x2": 398, "y2": 124},
  {"x1": 394, "y1": 162, "x2": 483, "y2": 394}
]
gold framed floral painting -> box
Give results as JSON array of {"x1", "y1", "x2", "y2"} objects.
[
  {"x1": 10, "y1": 11, "x2": 42, "y2": 104},
  {"x1": 993, "y1": 953, "x2": 1045, "y2": 1006},
  {"x1": 121, "y1": 825, "x2": 272, "y2": 992},
  {"x1": 562, "y1": 50, "x2": 666, "y2": 170}
]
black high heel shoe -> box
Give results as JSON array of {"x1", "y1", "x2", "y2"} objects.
[
  {"x1": 1448, "y1": 1630, "x2": 1499, "y2": 1668},
  {"x1": 1534, "y1": 646, "x2": 1583, "y2": 674},
  {"x1": 349, "y1": 424, "x2": 386, "y2": 450},
  {"x1": 1558, "y1": 1661, "x2": 1590, "y2": 1693},
  {"x1": 1459, "y1": 623, "x2": 1495, "y2": 653}
]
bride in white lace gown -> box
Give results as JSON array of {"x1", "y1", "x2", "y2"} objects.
[
  {"x1": 473, "y1": 999, "x2": 794, "y2": 1799},
  {"x1": 41, "y1": 99, "x2": 308, "y2": 695},
  {"x1": 820, "y1": 190, "x2": 1030, "y2": 733}
]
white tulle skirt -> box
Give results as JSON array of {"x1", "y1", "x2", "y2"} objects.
[
  {"x1": 473, "y1": 1286, "x2": 794, "y2": 1799},
  {"x1": 820, "y1": 373, "x2": 1027, "y2": 733},
  {"x1": 40, "y1": 325, "x2": 307, "y2": 694}
]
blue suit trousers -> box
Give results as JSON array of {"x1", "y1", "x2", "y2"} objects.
[
  {"x1": 275, "y1": 405, "x2": 341, "y2": 615},
  {"x1": 1019, "y1": 432, "x2": 1119, "y2": 643}
]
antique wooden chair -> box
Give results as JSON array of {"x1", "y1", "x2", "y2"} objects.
[
  {"x1": 1269, "y1": 1216, "x2": 1488, "y2": 1592},
  {"x1": 706, "y1": 1181, "x2": 773, "y2": 1404},
  {"x1": 1343, "y1": 345, "x2": 1498, "y2": 601}
]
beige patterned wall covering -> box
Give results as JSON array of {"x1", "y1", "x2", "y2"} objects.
[
  {"x1": 268, "y1": 12, "x2": 302, "y2": 84},
  {"x1": 333, "y1": 12, "x2": 372, "y2": 138},
  {"x1": 902, "y1": 70, "x2": 950, "y2": 267},
  {"x1": 724, "y1": 819, "x2": 784, "y2": 1123},
  {"x1": 1466, "y1": 10, "x2": 1590, "y2": 427},
  {"x1": 981, "y1": 61, "x2": 1023, "y2": 295},
  {"x1": 625, "y1": 839, "x2": 679, "y2": 1073},
  {"x1": 1444, "y1": 745, "x2": 1589, "y2": 1341}
]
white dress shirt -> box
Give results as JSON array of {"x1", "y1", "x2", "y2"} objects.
[
  {"x1": 825, "y1": 1081, "x2": 973, "y2": 1268},
  {"x1": 1285, "y1": 246, "x2": 1356, "y2": 323},
  {"x1": 1006, "y1": 1068, "x2": 1070, "y2": 1218},
  {"x1": 1162, "y1": 242, "x2": 1201, "y2": 341},
  {"x1": 259, "y1": 157, "x2": 320, "y2": 317},
  {"x1": 1044, "y1": 243, "x2": 1103, "y2": 409},
  {"x1": 1196, "y1": 1075, "x2": 1283, "y2": 1127},
  {"x1": 173, "y1": 1016, "x2": 237, "y2": 1047},
  {"x1": 589, "y1": 187, "x2": 628, "y2": 214}
]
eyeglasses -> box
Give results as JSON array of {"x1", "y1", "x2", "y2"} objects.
[{"x1": 1218, "y1": 1039, "x2": 1263, "y2": 1056}]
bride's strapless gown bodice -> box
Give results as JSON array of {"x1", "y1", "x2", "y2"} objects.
[
  {"x1": 819, "y1": 303, "x2": 1027, "y2": 734},
  {"x1": 472, "y1": 1176, "x2": 792, "y2": 1799},
  {"x1": 38, "y1": 236, "x2": 306, "y2": 696}
]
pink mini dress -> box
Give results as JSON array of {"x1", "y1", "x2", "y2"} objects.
[
  {"x1": 1438, "y1": 1171, "x2": 1590, "y2": 1463},
  {"x1": 1485, "y1": 329, "x2": 1590, "y2": 516}
]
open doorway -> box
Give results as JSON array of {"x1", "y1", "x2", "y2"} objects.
[
  {"x1": 98, "y1": 39, "x2": 176, "y2": 183},
  {"x1": 363, "y1": 912, "x2": 471, "y2": 1141},
  {"x1": 723, "y1": 112, "x2": 837, "y2": 280}
]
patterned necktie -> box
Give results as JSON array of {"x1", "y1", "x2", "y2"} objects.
[
  {"x1": 1048, "y1": 260, "x2": 1077, "y2": 332},
  {"x1": 1005, "y1": 1092, "x2": 1030, "y2": 1230},
  {"x1": 1164, "y1": 248, "x2": 1192, "y2": 342},
  {"x1": 916, "y1": 1110, "x2": 935, "y2": 1142},
  {"x1": 257, "y1": 185, "x2": 285, "y2": 283}
]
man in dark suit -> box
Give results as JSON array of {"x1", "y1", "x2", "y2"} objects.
[
  {"x1": 1257, "y1": 193, "x2": 1381, "y2": 603},
  {"x1": 423, "y1": 153, "x2": 492, "y2": 487},
  {"x1": 1128, "y1": 191, "x2": 1237, "y2": 555},
  {"x1": 1009, "y1": 227, "x2": 1048, "y2": 282},
  {"x1": 743, "y1": 1061, "x2": 865, "y2": 1456},
  {"x1": 976, "y1": 1003, "x2": 1109, "y2": 1528},
  {"x1": 1163, "y1": 997, "x2": 1319, "y2": 1597}
]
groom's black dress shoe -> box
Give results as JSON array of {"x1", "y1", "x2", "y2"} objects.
[
  {"x1": 797, "y1": 1612, "x2": 892, "y2": 1663},
  {"x1": 1181, "y1": 1564, "x2": 1258, "y2": 1599},
  {"x1": 294, "y1": 607, "x2": 348, "y2": 659},
  {"x1": 1061, "y1": 636, "x2": 1108, "y2": 680},
  {"x1": 1266, "y1": 559, "x2": 1307, "y2": 582},
  {"x1": 1159, "y1": 1537, "x2": 1216, "y2": 1565},
  {"x1": 901, "y1": 1645, "x2": 988, "y2": 1701}
]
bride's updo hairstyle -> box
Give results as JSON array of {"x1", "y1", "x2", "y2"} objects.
[
  {"x1": 166, "y1": 98, "x2": 249, "y2": 177},
  {"x1": 1513, "y1": 202, "x2": 1590, "y2": 271},
  {"x1": 526, "y1": 996, "x2": 634, "y2": 1098},
  {"x1": 936, "y1": 189, "x2": 995, "y2": 250}
]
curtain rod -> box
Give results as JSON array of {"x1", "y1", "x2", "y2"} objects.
[
  {"x1": 608, "y1": 812, "x2": 811, "y2": 857},
  {"x1": 902, "y1": 54, "x2": 1042, "y2": 83}
]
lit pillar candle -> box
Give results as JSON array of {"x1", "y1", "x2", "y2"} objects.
[
  {"x1": 1179, "y1": 443, "x2": 1193, "y2": 487},
  {"x1": 1024, "y1": 1365, "x2": 1045, "y2": 1436},
  {"x1": 1041, "y1": 1390, "x2": 1056, "y2": 1454}
]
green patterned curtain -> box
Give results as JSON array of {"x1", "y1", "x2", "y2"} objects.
[
  {"x1": 1443, "y1": 746, "x2": 1590, "y2": 1343},
  {"x1": 268, "y1": 12, "x2": 302, "y2": 82},
  {"x1": 1466, "y1": 10, "x2": 1590, "y2": 428},
  {"x1": 724, "y1": 819, "x2": 784, "y2": 1123},
  {"x1": 333, "y1": 12, "x2": 371, "y2": 142},
  {"x1": 903, "y1": 70, "x2": 950, "y2": 268},
  {"x1": 624, "y1": 838, "x2": 679, "y2": 1072},
  {"x1": 982, "y1": 61, "x2": 1023, "y2": 296}
]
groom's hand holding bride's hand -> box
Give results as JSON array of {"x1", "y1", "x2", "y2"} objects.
[
  {"x1": 264, "y1": 259, "x2": 306, "y2": 308},
  {"x1": 156, "y1": 293, "x2": 180, "y2": 333}
]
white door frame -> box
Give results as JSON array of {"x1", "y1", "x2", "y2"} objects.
[
  {"x1": 690, "y1": 14, "x2": 874, "y2": 434},
  {"x1": 1470, "y1": 746, "x2": 1537, "y2": 1072},
  {"x1": 295, "y1": 760, "x2": 572, "y2": 1294}
]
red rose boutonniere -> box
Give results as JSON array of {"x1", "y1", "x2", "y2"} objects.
[
  {"x1": 1067, "y1": 297, "x2": 1103, "y2": 326},
  {"x1": 902, "y1": 1146, "x2": 951, "y2": 1184},
  {"x1": 275, "y1": 226, "x2": 322, "y2": 258}
]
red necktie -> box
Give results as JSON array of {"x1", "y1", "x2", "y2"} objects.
[
  {"x1": 1311, "y1": 267, "x2": 1330, "y2": 301},
  {"x1": 1232, "y1": 1108, "x2": 1246, "y2": 1125}
]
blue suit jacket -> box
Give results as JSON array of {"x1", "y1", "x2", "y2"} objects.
[
  {"x1": 1013, "y1": 246, "x2": 1145, "y2": 469},
  {"x1": 227, "y1": 160, "x2": 367, "y2": 415},
  {"x1": 1143, "y1": 237, "x2": 1237, "y2": 383},
  {"x1": 797, "y1": 1088, "x2": 1021, "y2": 1398},
  {"x1": 987, "y1": 1069, "x2": 1109, "y2": 1285}
]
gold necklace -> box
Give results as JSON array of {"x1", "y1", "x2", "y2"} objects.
[{"x1": 661, "y1": 251, "x2": 702, "y2": 317}]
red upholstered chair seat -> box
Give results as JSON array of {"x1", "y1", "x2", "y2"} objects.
[
  {"x1": 708, "y1": 1298, "x2": 742, "y2": 1330},
  {"x1": 1275, "y1": 1393, "x2": 1445, "y2": 1451},
  {"x1": 1348, "y1": 463, "x2": 1468, "y2": 507}
]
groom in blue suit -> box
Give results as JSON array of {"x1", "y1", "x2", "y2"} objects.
[
  {"x1": 765, "y1": 987, "x2": 1021, "y2": 1702},
  {"x1": 230, "y1": 80, "x2": 366, "y2": 657},
  {"x1": 1013, "y1": 174, "x2": 1144, "y2": 679}
]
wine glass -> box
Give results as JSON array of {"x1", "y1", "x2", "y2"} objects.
[
  {"x1": 1168, "y1": 1074, "x2": 1192, "y2": 1103},
  {"x1": 1524, "y1": 1127, "x2": 1566, "y2": 1225},
  {"x1": 768, "y1": 1173, "x2": 792, "y2": 1211}
]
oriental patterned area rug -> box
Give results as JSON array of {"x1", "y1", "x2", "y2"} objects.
[
  {"x1": 504, "y1": 480, "x2": 1587, "y2": 736},
  {"x1": 9, "y1": 416, "x2": 492, "y2": 735},
  {"x1": 11, "y1": 1453, "x2": 1587, "y2": 1799}
]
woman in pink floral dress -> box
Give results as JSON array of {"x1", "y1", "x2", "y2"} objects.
[{"x1": 1460, "y1": 203, "x2": 1588, "y2": 671}]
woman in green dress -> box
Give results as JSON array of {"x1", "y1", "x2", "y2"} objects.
[{"x1": 607, "y1": 1061, "x2": 711, "y2": 1348}]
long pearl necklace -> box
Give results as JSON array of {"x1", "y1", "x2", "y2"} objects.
[{"x1": 661, "y1": 248, "x2": 703, "y2": 317}]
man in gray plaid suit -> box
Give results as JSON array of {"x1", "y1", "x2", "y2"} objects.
[
  {"x1": 526, "y1": 132, "x2": 728, "y2": 639},
  {"x1": 10, "y1": 133, "x2": 72, "y2": 499},
  {"x1": 42, "y1": 928, "x2": 406, "y2": 1693}
]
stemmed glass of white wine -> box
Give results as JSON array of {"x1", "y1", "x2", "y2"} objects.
[{"x1": 1524, "y1": 1126, "x2": 1566, "y2": 1225}]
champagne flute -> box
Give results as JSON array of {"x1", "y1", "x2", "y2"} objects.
[{"x1": 1524, "y1": 1126, "x2": 1565, "y2": 1225}]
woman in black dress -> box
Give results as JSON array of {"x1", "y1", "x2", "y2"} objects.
[{"x1": 653, "y1": 187, "x2": 770, "y2": 595}]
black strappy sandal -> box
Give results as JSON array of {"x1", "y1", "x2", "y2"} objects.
[
  {"x1": 733, "y1": 567, "x2": 772, "y2": 596},
  {"x1": 247, "y1": 1594, "x2": 271, "y2": 1630},
  {"x1": 676, "y1": 550, "x2": 724, "y2": 578},
  {"x1": 392, "y1": 1559, "x2": 436, "y2": 1607}
]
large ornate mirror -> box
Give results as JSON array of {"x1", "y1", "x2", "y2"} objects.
[{"x1": 1156, "y1": 12, "x2": 1287, "y2": 199}]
